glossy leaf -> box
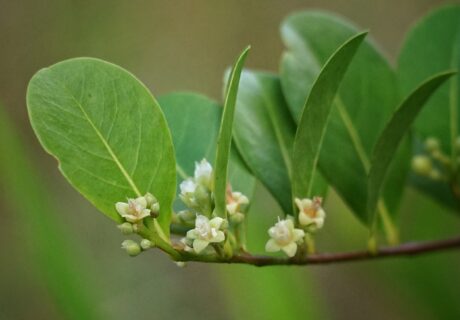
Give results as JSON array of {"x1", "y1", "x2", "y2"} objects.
[
  {"x1": 27, "y1": 58, "x2": 176, "y2": 233},
  {"x1": 232, "y1": 71, "x2": 297, "y2": 214},
  {"x1": 292, "y1": 32, "x2": 366, "y2": 201},
  {"x1": 398, "y1": 5, "x2": 460, "y2": 209},
  {"x1": 214, "y1": 47, "x2": 250, "y2": 218},
  {"x1": 280, "y1": 11, "x2": 408, "y2": 225},
  {"x1": 368, "y1": 72, "x2": 455, "y2": 224},
  {"x1": 158, "y1": 92, "x2": 255, "y2": 204}
]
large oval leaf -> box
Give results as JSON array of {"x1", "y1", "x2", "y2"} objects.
[
  {"x1": 398, "y1": 5, "x2": 460, "y2": 210},
  {"x1": 158, "y1": 92, "x2": 255, "y2": 204},
  {"x1": 280, "y1": 11, "x2": 409, "y2": 226},
  {"x1": 27, "y1": 58, "x2": 176, "y2": 232}
]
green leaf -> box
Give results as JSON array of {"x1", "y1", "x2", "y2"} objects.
[
  {"x1": 368, "y1": 72, "x2": 455, "y2": 224},
  {"x1": 232, "y1": 71, "x2": 296, "y2": 214},
  {"x1": 398, "y1": 5, "x2": 460, "y2": 209},
  {"x1": 292, "y1": 32, "x2": 366, "y2": 201},
  {"x1": 214, "y1": 47, "x2": 251, "y2": 218},
  {"x1": 0, "y1": 105, "x2": 100, "y2": 320},
  {"x1": 281, "y1": 11, "x2": 407, "y2": 225},
  {"x1": 232, "y1": 70, "x2": 327, "y2": 215},
  {"x1": 26, "y1": 58, "x2": 176, "y2": 233},
  {"x1": 158, "y1": 92, "x2": 255, "y2": 203}
]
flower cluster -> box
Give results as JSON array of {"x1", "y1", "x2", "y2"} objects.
[
  {"x1": 115, "y1": 193, "x2": 159, "y2": 256},
  {"x1": 265, "y1": 196, "x2": 326, "y2": 257},
  {"x1": 178, "y1": 159, "x2": 249, "y2": 255},
  {"x1": 411, "y1": 136, "x2": 458, "y2": 182},
  {"x1": 179, "y1": 159, "x2": 214, "y2": 217}
]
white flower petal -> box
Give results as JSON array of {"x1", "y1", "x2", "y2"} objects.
[
  {"x1": 193, "y1": 239, "x2": 210, "y2": 253},
  {"x1": 135, "y1": 196, "x2": 147, "y2": 208},
  {"x1": 226, "y1": 202, "x2": 238, "y2": 215},
  {"x1": 299, "y1": 212, "x2": 313, "y2": 226},
  {"x1": 124, "y1": 214, "x2": 139, "y2": 223},
  {"x1": 211, "y1": 230, "x2": 225, "y2": 243},
  {"x1": 265, "y1": 239, "x2": 280, "y2": 252},
  {"x1": 115, "y1": 202, "x2": 130, "y2": 216},
  {"x1": 282, "y1": 242, "x2": 298, "y2": 257},
  {"x1": 180, "y1": 179, "x2": 197, "y2": 194},
  {"x1": 293, "y1": 229, "x2": 305, "y2": 241},
  {"x1": 209, "y1": 217, "x2": 224, "y2": 229},
  {"x1": 194, "y1": 159, "x2": 213, "y2": 179},
  {"x1": 186, "y1": 229, "x2": 198, "y2": 239}
]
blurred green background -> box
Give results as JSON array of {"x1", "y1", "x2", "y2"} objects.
[{"x1": 1, "y1": 1, "x2": 459, "y2": 319}]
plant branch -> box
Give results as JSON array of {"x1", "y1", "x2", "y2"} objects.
[{"x1": 179, "y1": 235, "x2": 460, "y2": 267}]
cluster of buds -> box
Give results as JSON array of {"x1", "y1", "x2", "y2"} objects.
[
  {"x1": 265, "y1": 196, "x2": 326, "y2": 257},
  {"x1": 115, "y1": 193, "x2": 159, "y2": 257},
  {"x1": 411, "y1": 137, "x2": 457, "y2": 181},
  {"x1": 121, "y1": 239, "x2": 153, "y2": 257},
  {"x1": 179, "y1": 159, "x2": 214, "y2": 216}
]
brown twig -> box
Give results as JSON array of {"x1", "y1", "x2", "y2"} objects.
[{"x1": 181, "y1": 235, "x2": 460, "y2": 267}]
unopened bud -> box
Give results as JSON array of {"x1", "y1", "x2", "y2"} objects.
[
  {"x1": 140, "y1": 239, "x2": 152, "y2": 250},
  {"x1": 425, "y1": 137, "x2": 440, "y2": 153},
  {"x1": 121, "y1": 240, "x2": 141, "y2": 257},
  {"x1": 144, "y1": 193, "x2": 157, "y2": 207},
  {"x1": 411, "y1": 155, "x2": 432, "y2": 176},
  {"x1": 175, "y1": 261, "x2": 186, "y2": 267},
  {"x1": 429, "y1": 169, "x2": 442, "y2": 181},
  {"x1": 150, "y1": 202, "x2": 160, "y2": 218},
  {"x1": 230, "y1": 212, "x2": 245, "y2": 224},
  {"x1": 117, "y1": 222, "x2": 134, "y2": 235}
]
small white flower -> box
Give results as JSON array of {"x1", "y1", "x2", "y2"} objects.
[
  {"x1": 226, "y1": 191, "x2": 249, "y2": 216},
  {"x1": 295, "y1": 197, "x2": 326, "y2": 231},
  {"x1": 185, "y1": 215, "x2": 226, "y2": 254},
  {"x1": 194, "y1": 159, "x2": 213, "y2": 188},
  {"x1": 180, "y1": 179, "x2": 197, "y2": 195},
  {"x1": 116, "y1": 196, "x2": 151, "y2": 223},
  {"x1": 265, "y1": 217, "x2": 305, "y2": 257}
]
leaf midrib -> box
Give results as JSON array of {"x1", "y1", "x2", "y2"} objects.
[
  {"x1": 256, "y1": 76, "x2": 293, "y2": 179},
  {"x1": 57, "y1": 74, "x2": 142, "y2": 197}
]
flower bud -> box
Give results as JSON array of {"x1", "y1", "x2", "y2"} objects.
[
  {"x1": 121, "y1": 240, "x2": 141, "y2": 257},
  {"x1": 175, "y1": 261, "x2": 186, "y2": 268},
  {"x1": 425, "y1": 137, "x2": 440, "y2": 153},
  {"x1": 411, "y1": 155, "x2": 432, "y2": 176},
  {"x1": 177, "y1": 210, "x2": 195, "y2": 223},
  {"x1": 140, "y1": 239, "x2": 152, "y2": 250},
  {"x1": 144, "y1": 193, "x2": 157, "y2": 207},
  {"x1": 230, "y1": 212, "x2": 245, "y2": 224},
  {"x1": 117, "y1": 222, "x2": 134, "y2": 235},
  {"x1": 150, "y1": 202, "x2": 160, "y2": 218}
]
